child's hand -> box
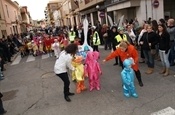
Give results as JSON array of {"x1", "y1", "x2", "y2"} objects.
[{"x1": 102, "y1": 60, "x2": 106, "y2": 64}]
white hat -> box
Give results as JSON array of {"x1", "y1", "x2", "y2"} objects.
[{"x1": 91, "y1": 26, "x2": 96, "y2": 29}]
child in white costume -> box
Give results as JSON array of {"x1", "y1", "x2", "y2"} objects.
[
  {"x1": 52, "y1": 39, "x2": 61, "y2": 58},
  {"x1": 39, "y1": 40, "x2": 45, "y2": 54}
]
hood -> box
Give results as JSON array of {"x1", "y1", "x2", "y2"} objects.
[
  {"x1": 84, "y1": 45, "x2": 90, "y2": 51},
  {"x1": 123, "y1": 59, "x2": 133, "y2": 69},
  {"x1": 86, "y1": 51, "x2": 94, "y2": 61},
  {"x1": 93, "y1": 51, "x2": 100, "y2": 60}
]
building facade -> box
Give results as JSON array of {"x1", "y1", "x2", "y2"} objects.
[
  {"x1": 78, "y1": 0, "x2": 105, "y2": 26},
  {"x1": 0, "y1": 0, "x2": 22, "y2": 38},
  {"x1": 45, "y1": 1, "x2": 62, "y2": 26},
  {"x1": 20, "y1": 6, "x2": 33, "y2": 33}
]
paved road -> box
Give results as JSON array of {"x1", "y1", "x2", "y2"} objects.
[{"x1": 0, "y1": 48, "x2": 175, "y2": 115}]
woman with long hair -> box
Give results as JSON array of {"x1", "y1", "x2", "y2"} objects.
[{"x1": 157, "y1": 24, "x2": 170, "y2": 76}]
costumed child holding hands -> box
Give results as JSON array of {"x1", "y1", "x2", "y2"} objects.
[
  {"x1": 72, "y1": 56, "x2": 87, "y2": 93},
  {"x1": 121, "y1": 58, "x2": 138, "y2": 98},
  {"x1": 85, "y1": 51, "x2": 102, "y2": 91}
]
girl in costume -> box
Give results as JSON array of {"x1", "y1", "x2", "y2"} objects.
[
  {"x1": 72, "y1": 56, "x2": 87, "y2": 93},
  {"x1": 121, "y1": 58, "x2": 138, "y2": 98},
  {"x1": 85, "y1": 51, "x2": 102, "y2": 91},
  {"x1": 52, "y1": 39, "x2": 61, "y2": 58},
  {"x1": 31, "y1": 40, "x2": 38, "y2": 56},
  {"x1": 38, "y1": 40, "x2": 45, "y2": 55}
]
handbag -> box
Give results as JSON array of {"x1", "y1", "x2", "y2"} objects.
[{"x1": 146, "y1": 33, "x2": 156, "y2": 55}]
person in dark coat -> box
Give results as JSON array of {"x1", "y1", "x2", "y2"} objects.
[{"x1": 110, "y1": 26, "x2": 119, "y2": 65}]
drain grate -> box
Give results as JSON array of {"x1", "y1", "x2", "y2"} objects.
[{"x1": 1, "y1": 90, "x2": 18, "y2": 101}]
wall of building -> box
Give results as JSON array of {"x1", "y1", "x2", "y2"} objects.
[
  {"x1": 0, "y1": 0, "x2": 6, "y2": 38},
  {"x1": 136, "y1": 0, "x2": 164, "y2": 23},
  {"x1": 1, "y1": 0, "x2": 21, "y2": 35}
]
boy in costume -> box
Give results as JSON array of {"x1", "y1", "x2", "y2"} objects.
[{"x1": 121, "y1": 58, "x2": 138, "y2": 98}]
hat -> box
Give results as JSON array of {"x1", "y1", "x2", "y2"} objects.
[
  {"x1": 118, "y1": 27, "x2": 124, "y2": 31},
  {"x1": 91, "y1": 26, "x2": 96, "y2": 29}
]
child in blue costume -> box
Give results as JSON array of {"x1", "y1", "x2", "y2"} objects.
[
  {"x1": 121, "y1": 58, "x2": 138, "y2": 98},
  {"x1": 77, "y1": 45, "x2": 89, "y2": 60}
]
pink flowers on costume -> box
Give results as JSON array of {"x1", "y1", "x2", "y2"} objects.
[{"x1": 85, "y1": 51, "x2": 102, "y2": 91}]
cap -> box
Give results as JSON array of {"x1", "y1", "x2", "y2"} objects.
[
  {"x1": 118, "y1": 27, "x2": 124, "y2": 31},
  {"x1": 91, "y1": 26, "x2": 96, "y2": 29}
]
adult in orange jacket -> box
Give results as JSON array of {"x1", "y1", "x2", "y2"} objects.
[{"x1": 103, "y1": 41, "x2": 143, "y2": 87}]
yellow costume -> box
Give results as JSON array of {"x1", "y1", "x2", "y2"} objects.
[{"x1": 72, "y1": 56, "x2": 86, "y2": 93}]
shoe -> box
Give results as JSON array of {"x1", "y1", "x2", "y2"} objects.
[
  {"x1": 139, "y1": 82, "x2": 143, "y2": 87},
  {"x1": 0, "y1": 110, "x2": 7, "y2": 115},
  {"x1": 68, "y1": 92, "x2": 75, "y2": 96},
  {"x1": 64, "y1": 96, "x2": 71, "y2": 102},
  {"x1": 163, "y1": 68, "x2": 169, "y2": 77},
  {"x1": 113, "y1": 63, "x2": 118, "y2": 66},
  {"x1": 145, "y1": 68, "x2": 153, "y2": 74},
  {"x1": 96, "y1": 87, "x2": 100, "y2": 91},
  {"x1": 89, "y1": 87, "x2": 94, "y2": 91},
  {"x1": 132, "y1": 93, "x2": 138, "y2": 98},
  {"x1": 159, "y1": 68, "x2": 166, "y2": 74}
]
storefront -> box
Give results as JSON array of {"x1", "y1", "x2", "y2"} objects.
[{"x1": 164, "y1": 0, "x2": 175, "y2": 20}]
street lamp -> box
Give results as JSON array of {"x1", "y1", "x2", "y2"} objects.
[{"x1": 96, "y1": 5, "x2": 100, "y2": 10}]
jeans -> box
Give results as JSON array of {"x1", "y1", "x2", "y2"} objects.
[
  {"x1": 159, "y1": 50, "x2": 170, "y2": 68},
  {"x1": 169, "y1": 41, "x2": 175, "y2": 65},
  {"x1": 143, "y1": 50, "x2": 154, "y2": 68}
]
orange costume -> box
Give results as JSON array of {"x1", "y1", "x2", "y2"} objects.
[{"x1": 105, "y1": 45, "x2": 139, "y2": 71}]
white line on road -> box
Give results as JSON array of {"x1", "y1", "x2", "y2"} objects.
[
  {"x1": 26, "y1": 55, "x2": 35, "y2": 62},
  {"x1": 41, "y1": 54, "x2": 49, "y2": 59},
  {"x1": 151, "y1": 107, "x2": 175, "y2": 115},
  {"x1": 11, "y1": 55, "x2": 22, "y2": 65}
]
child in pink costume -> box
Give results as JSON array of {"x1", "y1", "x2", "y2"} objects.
[{"x1": 85, "y1": 51, "x2": 102, "y2": 91}]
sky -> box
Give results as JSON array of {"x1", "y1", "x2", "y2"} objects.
[{"x1": 14, "y1": 0, "x2": 50, "y2": 20}]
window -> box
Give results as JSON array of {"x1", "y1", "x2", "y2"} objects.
[{"x1": 5, "y1": 5, "x2": 9, "y2": 17}]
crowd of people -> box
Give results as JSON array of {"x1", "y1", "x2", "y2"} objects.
[{"x1": 0, "y1": 17, "x2": 175, "y2": 107}]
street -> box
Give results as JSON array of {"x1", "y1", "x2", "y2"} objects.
[{"x1": 0, "y1": 47, "x2": 175, "y2": 115}]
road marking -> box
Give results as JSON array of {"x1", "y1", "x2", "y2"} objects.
[
  {"x1": 41, "y1": 54, "x2": 49, "y2": 59},
  {"x1": 151, "y1": 107, "x2": 175, "y2": 115},
  {"x1": 26, "y1": 55, "x2": 35, "y2": 62},
  {"x1": 11, "y1": 55, "x2": 22, "y2": 65}
]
